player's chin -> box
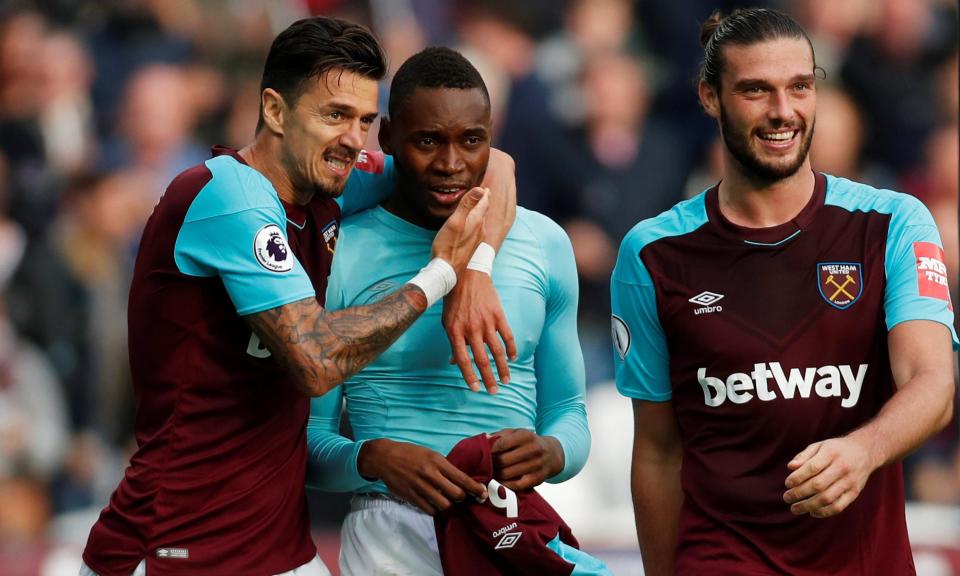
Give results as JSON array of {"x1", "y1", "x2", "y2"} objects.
[{"x1": 315, "y1": 177, "x2": 348, "y2": 199}]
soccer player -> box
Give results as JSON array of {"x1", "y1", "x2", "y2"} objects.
[
  {"x1": 612, "y1": 8, "x2": 958, "y2": 576},
  {"x1": 307, "y1": 47, "x2": 602, "y2": 575},
  {"x1": 80, "y1": 18, "x2": 517, "y2": 576}
]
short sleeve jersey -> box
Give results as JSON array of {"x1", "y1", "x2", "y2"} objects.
[
  {"x1": 82, "y1": 147, "x2": 393, "y2": 576},
  {"x1": 612, "y1": 173, "x2": 957, "y2": 576}
]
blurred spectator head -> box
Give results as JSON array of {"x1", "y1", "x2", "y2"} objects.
[
  {"x1": 255, "y1": 16, "x2": 387, "y2": 133},
  {"x1": 582, "y1": 51, "x2": 649, "y2": 133},
  {"x1": 119, "y1": 64, "x2": 196, "y2": 168},
  {"x1": 581, "y1": 51, "x2": 650, "y2": 168},
  {"x1": 0, "y1": 476, "x2": 50, "y2": 543},
  {"x1": 38, "y1": 30, "x2": 93, "y2": 108},
  {"x1": 455, "y1": 1, "x2": 538, "y2": 78},
  {"x1": 0, "y1": 9, "x2": 46, "y2": 118},
  {"x1": 566, "y1": 0, "x2": 634, "y2": 56},
  {"x1": 810, "y1": 86, "x2": 864, "y2": 179},
  {"x1": 870, "y1": 0, "x2": 932, "y2": 61}
]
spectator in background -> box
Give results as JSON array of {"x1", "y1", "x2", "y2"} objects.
[
  {"x1": 564, "y1": 51, "x2": 688, "y2": 385},
  {"x1": 37, "y1": 30, "x2": 98, "y2": 179},
  {"x1": 100, "y1": 64, "x2": 207, "y2": 192},
  {"x1": 841, "y1": 0, "x2": 957, "y2": 178},
  {"x1": 809, "y1": 86, "x2": 866, "y2": 182}
]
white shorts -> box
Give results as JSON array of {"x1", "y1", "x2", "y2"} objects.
[
  {"x1": 340, "y1": 493, "x2": 443, "y2": 576},
  {"x1": 79, "y1": 554, "x2": 330, "y2": 576}
]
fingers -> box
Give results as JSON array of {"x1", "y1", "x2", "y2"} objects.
[
  {"x1": 783, "y1": 460, "x2": 844, "y2": 505},
  {"x1": 809, "y1": 488, "x2": 858, "y2": 518},
  {"x1": 486, "y1": 314, "x2": 512, "y2": 385},
  {"x1": 785, "y1": 443, "x2": 827, "y2": 488},
  {"x1": 468, "y1": 333, "x2": 498, "y2": 394},
  {"x1": 787, "y1": 441, "x2": 822, "y2": 472},
  {"x1": 448, "y1": 331, "x2": 481, "y2": 392},
  {"x1": 496, "y1": 313, "x2": 518, "y2": 362}
]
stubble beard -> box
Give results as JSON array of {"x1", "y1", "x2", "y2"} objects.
[{"x1": 719, "y1": 104, "x2": 815, "y2": 184}]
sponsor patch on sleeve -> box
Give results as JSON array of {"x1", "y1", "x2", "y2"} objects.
[
  {"x1": 611, "y1": 315, "x2": 631, "y2": 360},
  {"x1": 914, "y1": 242, "x2": 951, "y2": 303},
  {"x1": 354, "y1": 149, "x2": 384, "y2": 174},
  {"x1": 254, "y1": 224, "x2": 293, "y2": 272}
]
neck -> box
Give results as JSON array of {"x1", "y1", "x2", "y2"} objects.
[
  {"x1": 239, "y1": 133, "x2": 314, "y2": 206},
  {"x1": 717, "y1": 157, "x2": 815, "y2": 228}
]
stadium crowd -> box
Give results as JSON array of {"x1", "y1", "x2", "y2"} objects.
[{"x1": 0, "y1": 0, "x2": 956, "y2": 573}]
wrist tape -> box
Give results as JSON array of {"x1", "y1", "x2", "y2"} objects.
[
  {"x1": 407, "y1": 258, "x2": 457, "y2": 308},
  {"x1": 465, "y1": 242, "x2": 496, "y2": 276}
]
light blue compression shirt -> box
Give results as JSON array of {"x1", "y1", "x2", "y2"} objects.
[{"x1": 306, "y1": 206, "x2": 590, "y2": 494}]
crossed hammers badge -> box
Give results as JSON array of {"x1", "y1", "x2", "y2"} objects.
[{"x1": 818, "y1": 262, "x2": 863, "y2": 309}]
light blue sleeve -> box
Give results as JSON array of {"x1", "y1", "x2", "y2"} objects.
[
  {"x1": 883, "y1": 195, "x2": 959, "y2": 348},
  {"x1": 174, "y1": 205, "x2": 315, "y2": 316},
  {"x1": 532, "y1": 218, "x2": 590, "y2": 484},
  {"x1": 305, "y1": 390, "x2": 375, "y2": 492},
  {"x1": 546, "y1": 533, "x2": 614, "y2": 575},
  {"x1": 336, "y1": 153, "x2": 396, "y2": 216},
  {"x1": 611, "y1": 235, "x2": 672, "y2": 401}
]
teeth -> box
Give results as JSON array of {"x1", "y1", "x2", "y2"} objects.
[
  {"x1": 326, "y1": 158, "x2": 347, "y2": 169},
  {"x1": 761, "y1": 131, "x2": 795, "y2": 141}
]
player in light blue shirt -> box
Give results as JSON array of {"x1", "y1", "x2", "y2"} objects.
[{"x1": 306, "y1": 47, "x2": 600, "y2": 576}]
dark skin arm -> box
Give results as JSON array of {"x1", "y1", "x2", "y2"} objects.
[{"x1": 357, "y1": 438, "x2": 487, "y2": 514}]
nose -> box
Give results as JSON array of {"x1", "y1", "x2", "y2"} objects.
[
  {"x1": 768, "y1": 89, "x2": 795, "y2": 124},
  {"x1": 433, "y1": 143, "x2": 465, "y2": 175},
  {"x1": 339, "y1": 119, "x2": 365, "y2": 151}
]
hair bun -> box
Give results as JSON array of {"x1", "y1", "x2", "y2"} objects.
[{"x1": 700, "y1": 10, "x2": 726, "y2": 48}]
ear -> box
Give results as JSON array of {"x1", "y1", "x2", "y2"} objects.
[
  {"x1": 378, "y1": 117, "x2": 393, "y2": 154},
  {"x1": 261, "y1": 88, "x2": 286, "y2": 135},
  {"x1": 698, "y1": 80, "x2": 721, "y2": 120}
]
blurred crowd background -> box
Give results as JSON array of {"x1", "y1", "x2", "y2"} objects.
[{"x1": 0, "y1": 0, "x2": 956, "y2": 574}]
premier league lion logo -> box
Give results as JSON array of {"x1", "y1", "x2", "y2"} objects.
[{"x1": 254, "y1": 224, "x2": 293, "y2": 272}]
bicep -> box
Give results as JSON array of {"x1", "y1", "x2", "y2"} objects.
[
  {"x1": 632, "y1": 399, "x2": 682, "y2": 461},
  {"x1": 888, "y1": 320, "x2": 956, "y2": 391}
]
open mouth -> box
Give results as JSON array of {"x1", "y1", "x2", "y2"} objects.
[
  {"x1": 323, "y1": 153, "x2": 355, "y2": 177},
  {"x1": 756, "y1": 129, "x2": 798, "y2": 149},
  {"x1": 428, "y1": 185, "x2": 469, "y2": 206}
]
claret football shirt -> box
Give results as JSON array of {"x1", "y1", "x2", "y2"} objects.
[
  {"x1": 612, "y1": 172, "x2": 957, "y2": 576},
  {"x1": 82, "y1": 147, "x2": 392, "y2": 576}
]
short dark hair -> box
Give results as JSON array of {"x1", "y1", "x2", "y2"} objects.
[
  {"x1": 699, "y1": 8, "x2": 818, "y2": 89},
  {"x1": 388, "y1": 46, "x2": 490, "y2": 120},
  {"x1": 256, "y1": 17, "x2": 387, "y2": 132}
]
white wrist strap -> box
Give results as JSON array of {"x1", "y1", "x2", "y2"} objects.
[
  {"x1": 466, "y1": 242, "x2": 496, "y2": 276},
  {"x1": 407, "y1": 258, "x2": 457, "y2": 308}
]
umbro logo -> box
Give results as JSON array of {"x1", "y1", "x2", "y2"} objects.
[
  {"x1": 495, "y1": 532, "x2": 522, "y2": 550},
  {"x1": 690, "y1": 291, "x2": 724, "y2": 315}
]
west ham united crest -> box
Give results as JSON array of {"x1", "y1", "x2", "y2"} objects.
[
  {"x1": 322, "y1": 220, "x2": 338, "y2": 254},
  {"x1": 818, "y1": 262, "x2": 863, "y2": 309}
]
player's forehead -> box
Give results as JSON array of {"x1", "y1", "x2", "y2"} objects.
[
  {"x1": 396, "y1": 86, "x2": 490, "y2": 132},
  {"x1": 721, "y1": 37, "x2": 814, "y2": 85},
  {"x1": 299, "y1": 68, "x2": 379, "y2": 115}
]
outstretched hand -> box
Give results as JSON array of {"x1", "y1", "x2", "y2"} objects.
[{"x1": 443, "y1": 271, "x2": 517, "y2": 393}]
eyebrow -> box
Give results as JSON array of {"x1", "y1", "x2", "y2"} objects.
[
  {"x1": 733, "y1": 73, "x2": 817, "y2": 90},
  {"x1": 320, "y1": 101, "x2": 378, "y2": 119}
]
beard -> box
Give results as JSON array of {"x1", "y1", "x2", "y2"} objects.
[{"x1": 720, "y1": 104, "x2": 814, "y2": 183}]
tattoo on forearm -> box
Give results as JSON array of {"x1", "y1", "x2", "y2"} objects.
[{"x1": 245, "y1": 285, "x2": 427, "y2": 395}]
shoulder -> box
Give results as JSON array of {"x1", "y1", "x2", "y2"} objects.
[
  {"x1": 339, "y1": 206, "x2": 385, "y2": 239},
  {"x1": 620, "y1": 192, "x2": 709, "y2": 256},
  {"x1": 512, "y1": 207, "x2": 569, "y2": 244},
  {"x1": 824, "y1": 174, "x2": 931, "y2": 225},
  {"x1": 182, "y1": 156, "x2": 283, "y2": 222}
]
